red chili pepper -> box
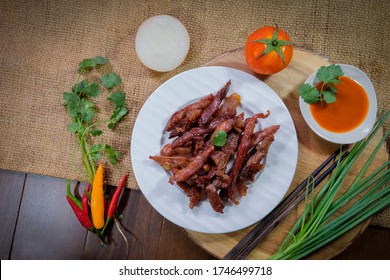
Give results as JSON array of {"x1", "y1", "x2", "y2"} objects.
[
  {"x1": 66, "y1": 195, "x2": 93, "y2": 230},
  {"x1": 107, "y1": 175, "x2": 127, "y2": 219},
  {"x1": 82, "y1": 185, "x2": 91, "y2": 219},
  {"x1": 100, "y1": 175, "x2": 127, "y2": 235}
]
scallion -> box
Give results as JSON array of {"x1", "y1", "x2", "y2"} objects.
[{"x1": 269, "y1": 110, "x2": 390, "y2": 260}]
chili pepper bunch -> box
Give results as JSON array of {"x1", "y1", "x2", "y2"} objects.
[
  {"x1": 63, "y1": 56, "x2": 129, "y2": 245},
  {"x1": 66, "y1": 165, "x2": 127, "y2": 245}
]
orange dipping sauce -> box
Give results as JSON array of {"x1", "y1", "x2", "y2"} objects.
[{"x1": 310, "y1": 76, "x2": 369, "y2": 133}]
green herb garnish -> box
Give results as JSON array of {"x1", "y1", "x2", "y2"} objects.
[
  {"x1": 104, "y1": 144, "x2": 121, "y2": 165},
  {"x1": 63, "y1": 56, "x2": 128, "y2": 183},
  {"x1": 299, "y1": 64, "x2": 344, "y2": 105},
  {"x1": 107, "y1": 90, "x2": 129, "y2": 129},
  {"x1": 212, "y1": 131, "x2": 228, "y2": 147},
  {"x1": 269, "y1": 110, "x2": 390, "y2": 260},
  {"x1": 78, "y1": 56, "x2": 109, "y2": 73},
  {"x1": 101, "y1": 72, "x2": 122, "y2": 89}
]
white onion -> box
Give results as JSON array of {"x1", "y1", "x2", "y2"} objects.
[{"x1": 135, "y1": 15, "x2": 190, "y2": 72}]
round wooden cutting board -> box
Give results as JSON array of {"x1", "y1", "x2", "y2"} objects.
[{"x1": 184, "y1": 48, "x2": 388, "y2": 260}]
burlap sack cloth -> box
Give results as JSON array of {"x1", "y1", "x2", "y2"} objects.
[{"x1": 0, "y1": 0, "x2": 389, "y2": 227}]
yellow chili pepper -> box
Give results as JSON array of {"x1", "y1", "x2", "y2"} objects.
[{"x1": 91, "y1": 163, "x2": 105, "y2": 229}]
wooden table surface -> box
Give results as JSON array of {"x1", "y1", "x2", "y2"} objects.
[{"x1": 0, "y1": 169, "x2": 389, "y2": 260}]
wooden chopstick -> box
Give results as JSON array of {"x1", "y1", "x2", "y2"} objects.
[
  {"x1": 223, "y1": 149, "x2": 341, "y2": 260},
  {"x1": 223, "y1": 148, "x2": 349, "y2": 260}
]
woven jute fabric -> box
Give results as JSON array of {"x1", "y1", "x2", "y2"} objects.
[{"x1": 0, "y1": 0, "x2": 389, "y2": 226}]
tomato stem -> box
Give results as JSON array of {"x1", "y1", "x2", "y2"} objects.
[{"x1": 251, "y1": 24, "x2": 291, "y2": 64}]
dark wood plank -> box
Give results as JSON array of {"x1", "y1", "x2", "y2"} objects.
[
  {"x1": 0, "y1": 170, "x2": 26, "y2": 259},
  {"x1": 156, "y1": 218, "x2": 215, "y2": 260},
  {"x1": 334, "y1": 226, "x2": 390, "y2": 259},
  {"x1": 82, "y1": 187, "x2": 165, "y2": 259},
  {"x1": 10, "y1": 174, "x2": 87, "y2": 259},
  {"x1": 1, "y1": 169, "x2": 389, "y2": 260}
]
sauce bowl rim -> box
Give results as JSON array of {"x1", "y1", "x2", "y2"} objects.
[{"x1": 299, "y1": 63, "x2": 378, "y2": 144}]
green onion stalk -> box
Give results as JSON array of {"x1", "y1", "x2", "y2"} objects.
[{"x1": 269, "y1": 110, "x2": 390, "y2": 260}]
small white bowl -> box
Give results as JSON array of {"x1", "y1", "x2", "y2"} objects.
[{"x1": 299, "y1": 64, "x2": 377, "y2": 144}]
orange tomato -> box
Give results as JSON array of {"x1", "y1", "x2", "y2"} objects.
[{"x1": 245, "y1": 25, "x2": 293, "y2": 75}]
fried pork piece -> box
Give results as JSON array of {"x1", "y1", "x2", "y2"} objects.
[
  {"x1": 210, "y1": 133, "x2": 240, "y2": 176},
  {"x1": 210, "y1": 151, "x2": 227, "y2": 177},
  {"x1": 205, "y1": 179, "x2": 224, "y2": 213},
  {"x1": 240, "y1": 124, "x2": 280, "y2": 173},
  {"x1": 160, "y1": 142, "x2": 193, "y2": 156},
  {"x1": 237, "y1": 135, "x2": 275, "y2": 196},
  {"x1": 177, "y1": 182, "x2": 206, "y2": 209},
  {"x1": 149, "y1": 155, "x2": 190, "y2": 171},
  {"x1": 198, "y1": 80, "x2": 231, "y2": 126},
  {"x1": 229, "y1": 111, "x2": 270, "y2": 204},
  {"x1": 210, "y1": 117, "x2": 236, "y2": 140},
  {"x1": 173, "y1": 145, "x2": 193, "y2": 155},
  {"x1": 186, "y1": 166, "x2": 217, "y2": 186},
  {"x1": 171, "y1": 127, "x2": 210, "y2": 148},
  {"x1": 193, "y1": 138, "x2": 205, "y2": 154},
  {"x1": 233, "y1": 112, "x2": 245, "y2": 133},
  {"x1": 169, "y1": 142, "x2": 215, "y2": 184},
  {"x1": 222, "y1": 133, "x2": 240, "y2": 155},
  {"x1": 169, "y1": 116, "x2": 235, "y2": 184},
  {"x1": 214, "y1": 92, "x2": 241, "y2": 119},
  {"x1": 160, "y1": 143, "x2": 174, "y2": 156},
  {"x1": 165, "y1": 93, "x2": 213, "y2": 133},
  {"x1": 250, "y1": 125, "x2": 280, "y2": 148}
]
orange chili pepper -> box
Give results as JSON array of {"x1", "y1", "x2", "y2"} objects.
[{"x1": 91, "y1": 163, "x2": 105, "y2": 229}]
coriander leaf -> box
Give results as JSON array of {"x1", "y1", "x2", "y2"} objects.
[
  {"x1": 323, "y1": 90, "x2": 336, "y2": 104},
  {"x1": 90, "y1": 129, "x2": 103, "y2": 136},
  {"x1": 108, "y1": 106, "x2": 128, "y2": 129},
  {"x1": 101, "y1": 72, "x2": 122, "y2": 89},
  {"x1": 78, "y1": 58, "x2": 96, "y2": 73},
  {"x1": 316, "y1": 64, "x2": 343, "y2": 84},
  {"x1": 212, "y1": 131, "x2": 227, "y2": 147},
  {"x1": 89, "y1": 144, "x2": 103, "y2": 160},
  {"x1": 63, "y1": 92, "x2": 81, "y2": 118},
  {"x1": 301, "y1": 65, "x2": 344, "y2": 105},
  {"x1": 94, "y1": 56, "x2": 109, "y2": 65},
  {"x1": 67, "y1": 121, "x2": 81, "y2": 133},
  {"x1": 72, "y1": 80, "x2": 88, "y2": 94},
  {"x1": 108, "y1": 91, "x2": 127, "y2": 108},
  {"x1": 79, "y1": 99, "x2": 96, "y2": 124},
  {"x1": 104, "y1": 144, "x2": 120, "y2": 164},
  {"x1": 78, "y1": 56, "x2": 109, "y2": 73},
  {"x1": 327, "y1": 78, "x2": 341, "y2": 85},
  {"x1": 326, "y1": 84, "x2": 337, "y2": 93},
  {"x1": 299, "y1": 84, "x2": 320, "y2": 104},
  {"x1": 84, "y1": 82, "x2": 100, "y2": 97}
]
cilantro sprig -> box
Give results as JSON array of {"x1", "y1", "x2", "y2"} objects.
[
  {"x1": 101, "y1": 73, "x2": 122, "y2": 89},
  {"x1": 212, "y1": 131, "x2": 228, "y2": 147},
  {"x1": 63, "y1": 56, "x2": 128, "y2": 183},
  {"x1": 299, "y1": 64, "x2": 344, "y2": 105},
  {"x1": 79, "y1": 56, "x2": 109, "y2": 73},
  {"x1": 107, "y1": 90, "x2": 128, "y2": 129}
]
